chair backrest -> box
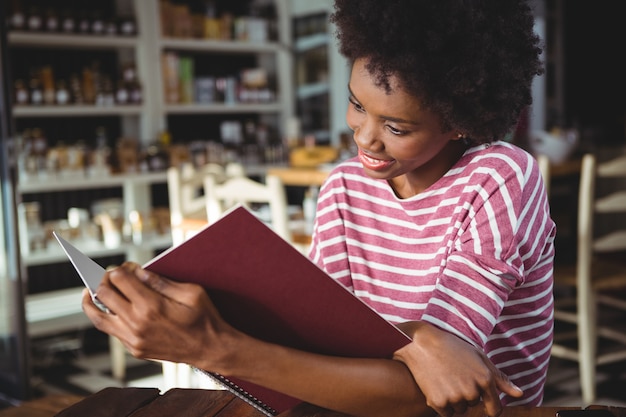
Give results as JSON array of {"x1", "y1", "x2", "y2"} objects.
[
  {"x1": 590, "y1": 153, "x2": 626, "y2": 253},
  {"x1": 536, "y1": 154, "x2": 551, "y2": 196},
  {"x1": 204, "y1": 174, "x2": 291, "y2": 242},
  {"x1": 224, "y1": 162, "x2": 246, "y2": 178},
  {"x1": 576, "y1": 153, "x2": 626, "y2": 282},
  {"x1": 167, "y1": 162, "x2": 226, "y2": 244},
  {"x1": 576, "y1": 154, "x2": 596, "y2": 292}
]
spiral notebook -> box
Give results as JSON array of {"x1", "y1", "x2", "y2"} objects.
[{"x1": 57, "y1": 205, "x2": 411, "y2": 416}]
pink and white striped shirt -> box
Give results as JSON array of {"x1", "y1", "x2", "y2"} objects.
[{"x1": 310, "y1": 141, "x2": 555, "y2": 406}]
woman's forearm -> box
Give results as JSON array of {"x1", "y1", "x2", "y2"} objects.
[{"x1": 198, "y1": 329, "x2": 433, "y2": 417}]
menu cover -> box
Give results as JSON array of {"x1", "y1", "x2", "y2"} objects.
[{"x1": 110, "y1": 206, "x2": 412, "y2": 415}]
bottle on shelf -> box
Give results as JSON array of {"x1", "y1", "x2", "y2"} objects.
[
  {"x1": 77, "y1": 11, "x2": 91, "y2": 34},
  {"x1": 45, "y1": 141, "x2": 63, "y2": 177},
  {"x1": 105, "y1": 16, "x2": 118, "y2": 36},
  {"x1": 44, "y1": 8, "x2": 59, "y2": 32},
  {"x1": 17, "y1": 201, "x2": 46, "y2": 254},
  {"x1": 122, "y1": 64, "x2": 142, "y2": 104},
  {"x1": 203, "y1": 1, "x2": 220, "y2": 39},
  {"x1": 60, "y1": 9, "x2": 75, "y2": 33},
  {"x1": 30, "y1": 128, "x2": 47, "y2": 178},
  {"x1": 28, "y1": 73, "x2": 43, "y2": 106},
  {"x1": 69, "y1": 73, "x2": 83, "y2": 104},
  {"x1": 115, "y1": 80, "x2": 129, "y2": 104},
  {"x1": 82, "y1": 66, "x2": 96, "y2": 104},
  {"x1": 129, "y1": 79, "x2": 143, "y2": 104},
  {"x1": 26, "y1": 6, "x2": 43, "y2": 31},
  {"x1": 220, "y1": 12, "x2": 234, "y2": 40},
  {"x1": 258, "y1": 2, "x2": 278, "y2": 41},
  {"x1": 40, "y1": 66, "x2": 56, "y2": 105},
  {"x1": 179, "y1": 56, "x2": 194, "y2": 104},
  {"x1": 14, "y1": 79, "x2": 29, "y2": 105},
  {"x1": 161, "y1": 52, "x2": 180, "y2": 103},
  {"x1": 55, "y1": 79, "x2": 70, "y2": 105},
  {"x1": 145, "y1": 131, "x2": 171, "y2": 172},
  {"x1": 88, "y1": 126, "x2": 112, "y2": 177},
  {"x1": 17, "y1": 129, "x2": 36, "y2": 180},
  {"x1": 96, "y1": 76, "x2": 115, "y2": 106},
  {"x1": 90, "y1": 11, "x2": 105, "y2": 35},
  {"x1": 9, "y1": 0, "x2": 26, "y2": 31},
  {"x1": 118, "y1": 15, "x2": 137, "y2": 36}
]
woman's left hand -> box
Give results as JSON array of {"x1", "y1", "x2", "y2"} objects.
[{"x1": 393, "y1": 321, "x2": 523, "y2": 417}]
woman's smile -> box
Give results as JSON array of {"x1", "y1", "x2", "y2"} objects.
[{"x1": 358, "y1": 149, "x2": 396, "y2": 171}]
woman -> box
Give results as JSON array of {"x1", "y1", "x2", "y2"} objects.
[{"x1": 83, "y1": 1, "x2": 555, "y2": 416}]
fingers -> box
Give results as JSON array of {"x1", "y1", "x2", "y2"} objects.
[
  {"x1": 423, "y1": 364, "x2": 507, "y2": 417},
  {"x1": 106, "y1": 262, "x2": 195, "y2": 301},
  {"x1": 81, "y1": 288, "x2": 99, "y2": 314},
  {"x1": 495, "y1": 369, "x2": 524, "y2": 398},
  {"x1": 81, "y1": 287, "x2": 125, "y2": 341},
  {"x1": 97, "y1": 262, "x2": 162, "y2": 305},
  {"x1": 479, "y1": 384, "x2": 502, "y2": 417},
  {"x1": 93, "y1": 264, "x2": 138, "y2": 316},
  {"x1": 480, "y1": 362, "x2": 523, "y2": 417},
  {"x1": 428, "y1": 393, "x2": 484, "y2": 417}
]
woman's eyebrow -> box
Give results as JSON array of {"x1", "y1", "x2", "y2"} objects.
[
  {"x1": 347, "y1": 83, "x2": 356, "y2": 99},
  {"x1": 381, "y1": 114, "x2": 418, "y2": 125}
]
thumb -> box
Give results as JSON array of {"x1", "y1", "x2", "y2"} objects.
[{"x1": 132, "y1": 264, "x2": 175, "y2": 295}]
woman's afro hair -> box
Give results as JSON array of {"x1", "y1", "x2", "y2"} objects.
[{"x1": 330, "y1": 0, "x2": 544, "y2": 143}]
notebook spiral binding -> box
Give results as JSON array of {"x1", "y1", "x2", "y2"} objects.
[{"x1": 192, "y1": 367, "x2": 277, "y2": 416}]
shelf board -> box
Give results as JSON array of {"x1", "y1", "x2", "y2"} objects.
[
  {"x1": 297, "y1": 82, "x2": 329, "y2": 100},
  {"x1": 294, "y1": 33, "x2": 329, "y2": 53},
  {"x1": 17, "y1": 171, "x2": 168, "y2": 194},
  {"x1": 159, "y1": 37, "x2": 282, "y2": 53},
  {"x1": 164, "y1": 102, "x2": 283, "y2": 114},
  {"x1": 23, "y1": 234, "x2": 173, "y2": 267},
  {"x1": 12, "y1": 104, "x2": 144, "y2": 118},
  {"x1": 8, "y1": 31, "x2": 139, "y2": 49}
]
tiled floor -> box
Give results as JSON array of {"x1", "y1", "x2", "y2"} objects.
[{"x1": 13, "y1": 329, "x2": 624, "y2": 409}]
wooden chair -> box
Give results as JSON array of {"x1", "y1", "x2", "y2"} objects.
[
  {"x1": 164, "y1": 162, "x2": 233, "y2": 389},
  {"x1": 167, "y1": 162, "x2": 227, "y2": 245},
  {"x1": 536, "y1": 153, "x2": 551, "y2": 195},
  {"x1": 551, "y1": 152, "x2": 626, "y2": 404},
  {"x1": 204, "y1": 174, "x2": 292, "y2": 243}
]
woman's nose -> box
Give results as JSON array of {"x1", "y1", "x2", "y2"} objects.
[{"x1": 351, "y1": 119, "x2": 380, "y2": 151}]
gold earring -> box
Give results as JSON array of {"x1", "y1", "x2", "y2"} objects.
[{"x1": 457, "y1": 133, "x2": 465, "y2": 139}]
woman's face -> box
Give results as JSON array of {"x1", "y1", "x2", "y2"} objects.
[{"x1": 346, "y1": 58, "x2": 465, "y2": 197}]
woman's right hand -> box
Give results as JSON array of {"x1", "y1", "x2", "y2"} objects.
[{"x1": 81, "y1": 261, "x2": 239, "y2": 371}]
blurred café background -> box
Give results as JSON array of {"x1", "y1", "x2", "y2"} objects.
[{"x1": 1, "y1": 0, "x2": 625, "y2": 409}]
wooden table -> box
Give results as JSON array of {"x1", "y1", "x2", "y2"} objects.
[
  {"x1": 265, "y1": 167, "x2": 331, "y2": 187},
  {"x1": 1, "y1": 388, "x2": 624, "y2": 417},
  {"x1": 0, "y1": 394, "x2": 84, "y2": 417},
  {"x1": 551, "y1": 157, "x2": 582, "y2": 178}
]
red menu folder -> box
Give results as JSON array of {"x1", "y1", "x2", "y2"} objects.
[{"x1": 144, "y1": 206, "x2": 411, "y2": 416}]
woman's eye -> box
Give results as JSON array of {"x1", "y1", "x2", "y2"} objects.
[
  {"x1": 387, "y1": 125, "x2": 405, "y2": 135},
  {"x1": 349, "y1": 98, "x2": 364, "y2": 112}
]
